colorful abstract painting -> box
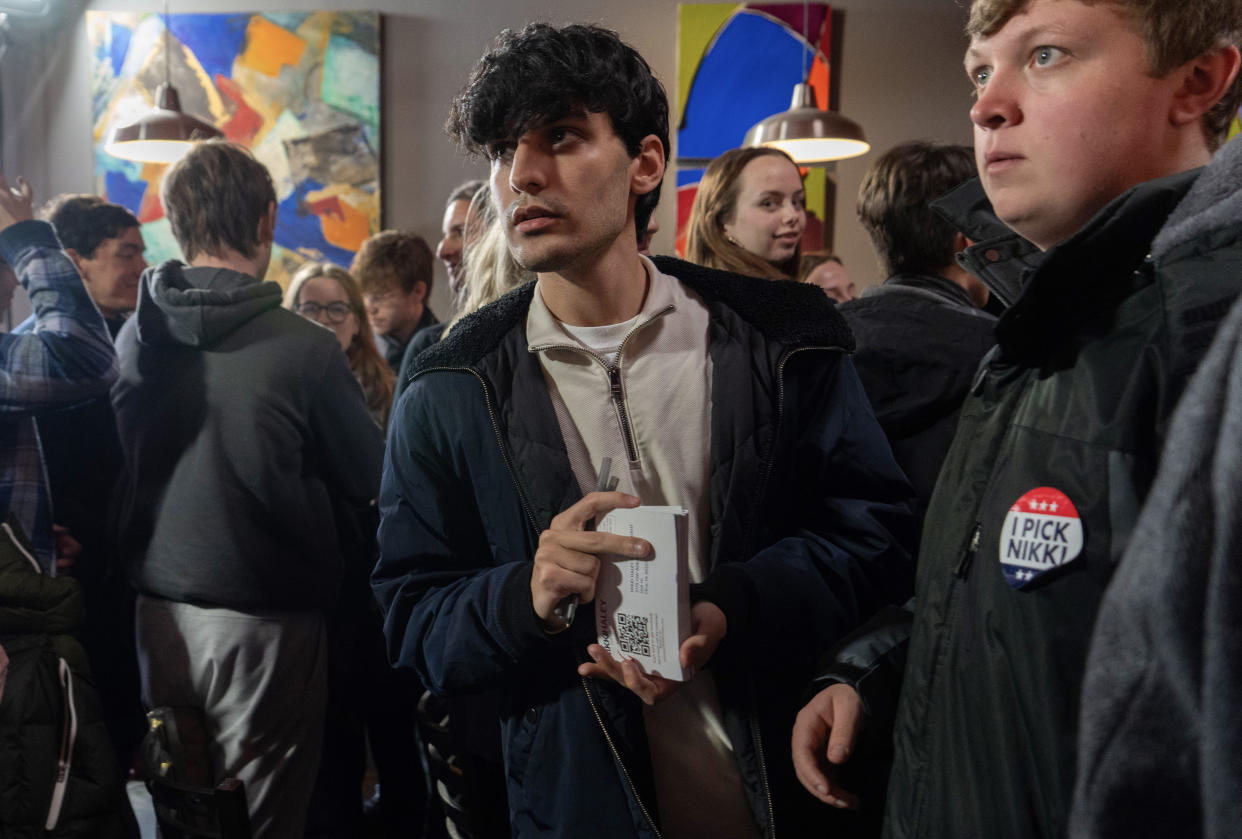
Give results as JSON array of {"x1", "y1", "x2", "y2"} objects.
[
  {"x1": 88, "y1": 11, "x2": 381, "y2": 290},
  {"x1": 676, "y1": 3, "x2": 833, "y2": 255}
]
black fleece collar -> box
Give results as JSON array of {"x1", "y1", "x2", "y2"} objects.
[
  {"x1": 411, "y1": 256, "x2": 854, "y2": 375},
  {"x1": 874, "y1": 272, "x2": 981, "y2": 310}
]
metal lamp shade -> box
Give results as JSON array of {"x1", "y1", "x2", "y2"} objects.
[
  {"x1": 104, "y1": 83, "x2": 223, "y2": 164},
  {"x1": 743, "y1": 83, "x2": 869, "y2": 164}
]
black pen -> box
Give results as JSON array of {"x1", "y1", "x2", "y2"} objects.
[{"x1": 553, "y1": 457, "x2": 614, "y2": 627}]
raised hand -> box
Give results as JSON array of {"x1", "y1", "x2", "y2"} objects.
[{"x1": 0, "y1": 172, "x2": 34, "y2": 232}]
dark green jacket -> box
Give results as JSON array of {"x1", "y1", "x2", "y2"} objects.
[
  {"x1": 815, "y1": 160, "x2": 1242, "y2": 839},
  {"x1": 0, "y1": 517, "x2": 136, "y2": 837}
]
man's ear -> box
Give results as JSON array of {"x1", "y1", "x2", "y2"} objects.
[
  {"x1": 631, "y1": 134, "x2": 665, "y2": 197},
  {"x1": 257, "y1": 201, "x2": 277, "y2": 244},
  {"x1": 411, "y1": 279, "x2": 428, "y2": 305},
  {"x1": 1170, "y1": 44, "x2": 1241, "y2": 128}
]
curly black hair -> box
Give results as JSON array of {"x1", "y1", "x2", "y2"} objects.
[
  {"x1": 41, "y1": 195, "x2": 139, "y2": 258},
  {"x1": 446, "y1": 23, "x2": 669, "y2": 238}
]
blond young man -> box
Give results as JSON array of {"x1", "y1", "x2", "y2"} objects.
[{"x1": 793, "y1": 2, "x2": 1242, "y2": 837}]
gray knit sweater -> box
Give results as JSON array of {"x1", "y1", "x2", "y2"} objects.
[{"x1": 1071, "y1": 135, "x2": 1242, "y2": 839}]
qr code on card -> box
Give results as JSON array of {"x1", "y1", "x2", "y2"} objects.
[{"x1": 615, "y1": 613, "x2": 651, "y2": 657}]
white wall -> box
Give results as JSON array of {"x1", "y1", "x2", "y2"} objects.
[{"x1": 1, "y1": 0, "x2": 972, "y2": 320}]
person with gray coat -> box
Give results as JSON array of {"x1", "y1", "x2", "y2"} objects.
[
  {"x1": 1071, "y1": 133, "x2": 1242, "y2": 839},
  {"x1": 111, "y1": 141, "x2": 383, "y2": 839}
]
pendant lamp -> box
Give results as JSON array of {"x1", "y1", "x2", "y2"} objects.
[
  {"x1": 104, "y1": 6, "x2": 221, "y2": 164},
  {"x1": 743, "y1": 3, "x2": 869, "y2": 164}
]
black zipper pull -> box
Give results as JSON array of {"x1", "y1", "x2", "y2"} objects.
[{"x1": 954, "y1": 522, "x2": 982, "y2": 579}]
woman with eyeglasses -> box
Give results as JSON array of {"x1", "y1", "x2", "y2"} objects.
[
  {"x1": 285, "y1": 261, "x2": 422, "y2": 834},
  {"x1": 284, "y1": 262, "x2": 395, "y2": 428}
]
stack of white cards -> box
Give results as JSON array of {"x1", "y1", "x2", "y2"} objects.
[{"x1": 594, "y1": 506, "x2": 691, "y2": 681}]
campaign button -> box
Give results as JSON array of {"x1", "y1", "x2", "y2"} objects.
[{"x1": 1000, "y1": 487, "x2": 1083, "y2": 589}]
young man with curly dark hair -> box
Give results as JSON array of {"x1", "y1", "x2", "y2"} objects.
[{"x1": 373, "y1": 22, "x2": 915, "y2": 839}]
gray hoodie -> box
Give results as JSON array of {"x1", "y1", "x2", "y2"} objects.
[{"x1": 111, "y1": 261, "x2": 384, "y2": 611}]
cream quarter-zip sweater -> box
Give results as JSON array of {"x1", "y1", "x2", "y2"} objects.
[{"x1": 526, "y1": 256, "x2": 760, "y2": 839}]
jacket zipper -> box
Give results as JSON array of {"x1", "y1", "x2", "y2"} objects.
[
  {"x1": 581, "y1": 676, "x2": 663, "y2": 837},
  {"x1": 46, "y1": 658, "x2": 77, "y2": 830},
  {"x1": 745, "y1": 346, "x2": 842, "y2": 836},
  {"x1": 909, "y1": 522, "x2": 981, "y2": 833},
  {"x1": 530, "y1": 304, "x2": 674, "y2": 466},
  {"x1": 750, "y1": 712, "x2": 776, "y2": 838},
  {"x1": 954, "y1": 523, "x2": 982, "y2": 579},
  {"x1": 607, "y1": 366, "x2": 639, "y2": 463},
  {"x1": 413, "y1": 364, "x2": 662, "y2": 834}
]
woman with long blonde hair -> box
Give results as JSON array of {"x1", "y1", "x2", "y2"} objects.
[
  {"x1": 285, "y1": 261, "x2": 395, "y2": 427},
  {"x1": 446, "y1": 189, "x2": 534, "y2": 334},
  {"x1": 685, "y1": 146, "x2": 807, "y2": 280}
]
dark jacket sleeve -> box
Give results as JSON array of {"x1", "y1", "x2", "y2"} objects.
[
  {"x1": 806, "y1": 601, "x2": 912, "y2": 727},
  {"x1": 371, "y1": 373, "x2": 568, "y2": 695},
  {"x1": 695, "y1": 352, "x2": 917, "y2": 667}
]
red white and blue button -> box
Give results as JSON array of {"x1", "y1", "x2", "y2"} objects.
[{"x1": 999, "y1": 487, "x2": 1084, "y2": 589}]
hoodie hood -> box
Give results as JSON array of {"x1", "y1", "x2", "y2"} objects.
[
  {"x1": 1152, "y1": 133, "x2": 1242, "y2": 260},
  {"x1": 136, "y1": 260, "x2": 283, "y2": 348}
]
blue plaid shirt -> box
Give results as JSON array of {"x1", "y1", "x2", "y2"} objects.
[{"x1": 0, "y1": 220, "x2": 117, "y2": 571}]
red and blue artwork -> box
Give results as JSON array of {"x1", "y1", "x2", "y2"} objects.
[
  {"x1": 88, "y1": 11, "x2": 380, "y2": 290},
  {"x1": 676, "y1": 3, "x2": 832, "y2": 255}
]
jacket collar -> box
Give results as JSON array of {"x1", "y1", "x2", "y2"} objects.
[
  {"x1": 931, "y1": 178, "x2": 1043, "y2": 309},
  {"x1": 412, "y1": 256, "x2": 854, "y2": 377},
  {"x1": 994, "y1": 168, "x2": 1200, "y2": 364},
  {"x1": 525, "y1": 255, "x2": 676, "y2": 352},
  {"x1": 869, "y1": 272, "x2": 981, "y2": 310}
]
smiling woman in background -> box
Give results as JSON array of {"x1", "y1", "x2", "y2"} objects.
[
  {"x1": 686, "y1": 146, "x2": 807, "y2": 280},
  {"x1": 284, "y1": 261, "x2": 394, "y2": 428}
]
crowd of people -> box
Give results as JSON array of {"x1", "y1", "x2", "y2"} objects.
[{"x1": 1, "y1": 0, "x2": 1242, "y2": 837}]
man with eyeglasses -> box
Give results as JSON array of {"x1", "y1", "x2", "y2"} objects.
[{"x1": 352, "y1": 230, "x2": 438, "y2": 377}]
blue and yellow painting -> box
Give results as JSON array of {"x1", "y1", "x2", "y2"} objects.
[
  {"x1": 88, "y1": 11, "x2": 381, "y2": 289},
  {"x1": 676, "y1": 3, "x2": 832, "y2": 255}
]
